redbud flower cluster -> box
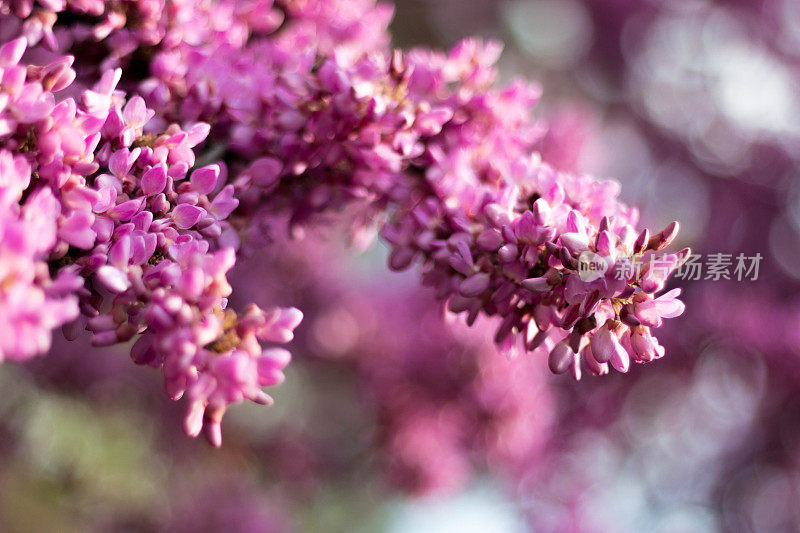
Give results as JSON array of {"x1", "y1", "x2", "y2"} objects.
[
  {"x1": 0, "y1": 0, "x2": 687, "y2": 444},
  {"x1": 122, "y1": 5, "x2": 688, "y2": 378},
  {"x1": 0, "y1": 150, "x2": 79, "y2": 362},
  {"x1": 0, "y1": 36, "x2": 299, "y2": 445}
]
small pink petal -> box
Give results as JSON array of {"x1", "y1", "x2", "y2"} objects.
[
  {"x1": 0, "y1": 38, "x2": 26, "y2": 67},
  {"x1": 141, "y1": 164, "x2": 167, "y2": 195},
  {"x1": 190, "y1": 164, "x2": 219, "y2": 194},
  {"x1": 459, "y1": 272, "x2": 490, "y2": 297},
  {"x1": 548, "y1": 341, "x2": 573, "y2": 374},
  {"x1": 95, "y1": 265, "x2": 129, "y2": 293},
  {"x1": 108, "y1": 198, "x2": 144, "y2": 220},
  {"x1": 172, "y1": 204, "x2": 206, "y2": 229},
  {"x1": 209, "y1": 185, "x2": 238, "y2": 219},
  {"x1": 60, "y1": 211, "x2": 96, "y2": 249},
  {"x1": 92, "y1": 186, "x2": 118, "y2": 213}
]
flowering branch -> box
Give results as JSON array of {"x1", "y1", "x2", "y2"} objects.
[{"x1": 0, "y1": 0, "x2": 687, "y2": 445}]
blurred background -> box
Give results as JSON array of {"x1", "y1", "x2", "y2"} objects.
[{"x1": 2, "y1": 0, "x2": 800, "y2": 531}]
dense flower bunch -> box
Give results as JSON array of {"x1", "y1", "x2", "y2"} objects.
[
  {"x1": 0, "y1": 36, "x2": 299, "y2": 445},
  {"x1": 0, "y1": 0, "x2": 392, "y2": 83},
  {"x1": 0, "y1": 0, "x2": 687, "y2": 443},
  {"x1": 0, "y1": 150, "x2": 79, "y2": 362},
  {"x1": 131, "y1": 4, "x2": 688, "y2": 377}
]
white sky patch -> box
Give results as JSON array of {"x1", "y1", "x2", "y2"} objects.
[
  {"x1": 503, "y1": 0, "x2": 592, "y2": 68},
  {"x1": 386, "y1": 483, "x2": 526, "y2": 533},
  {"x1": 630, "y1": 6, "x2": 800, "y2": 165}
]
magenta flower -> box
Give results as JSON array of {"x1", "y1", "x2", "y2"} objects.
[
  {"x1": 0, "y1": 34, "x2": 303, "y2": 444},
  {"x1": 0, "y1": 152, "x2": 78, "y2": 362},
  {"x1": 629, "y1": 288, "x2": 686, "y2": 328}
]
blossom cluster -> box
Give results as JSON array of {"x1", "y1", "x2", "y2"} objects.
[
  {"x1": 118, "y1": 0, "x2": 688, "y2": 378},
  {"x1": 0, "y1": 35, "x2": 299, "y2": 445},
  {"x1": 0, "y1": 150, "x2": 79, "y2": 362},
  {"x1": 0, "y1": 0, "x2": 687, "y2": 443}
]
